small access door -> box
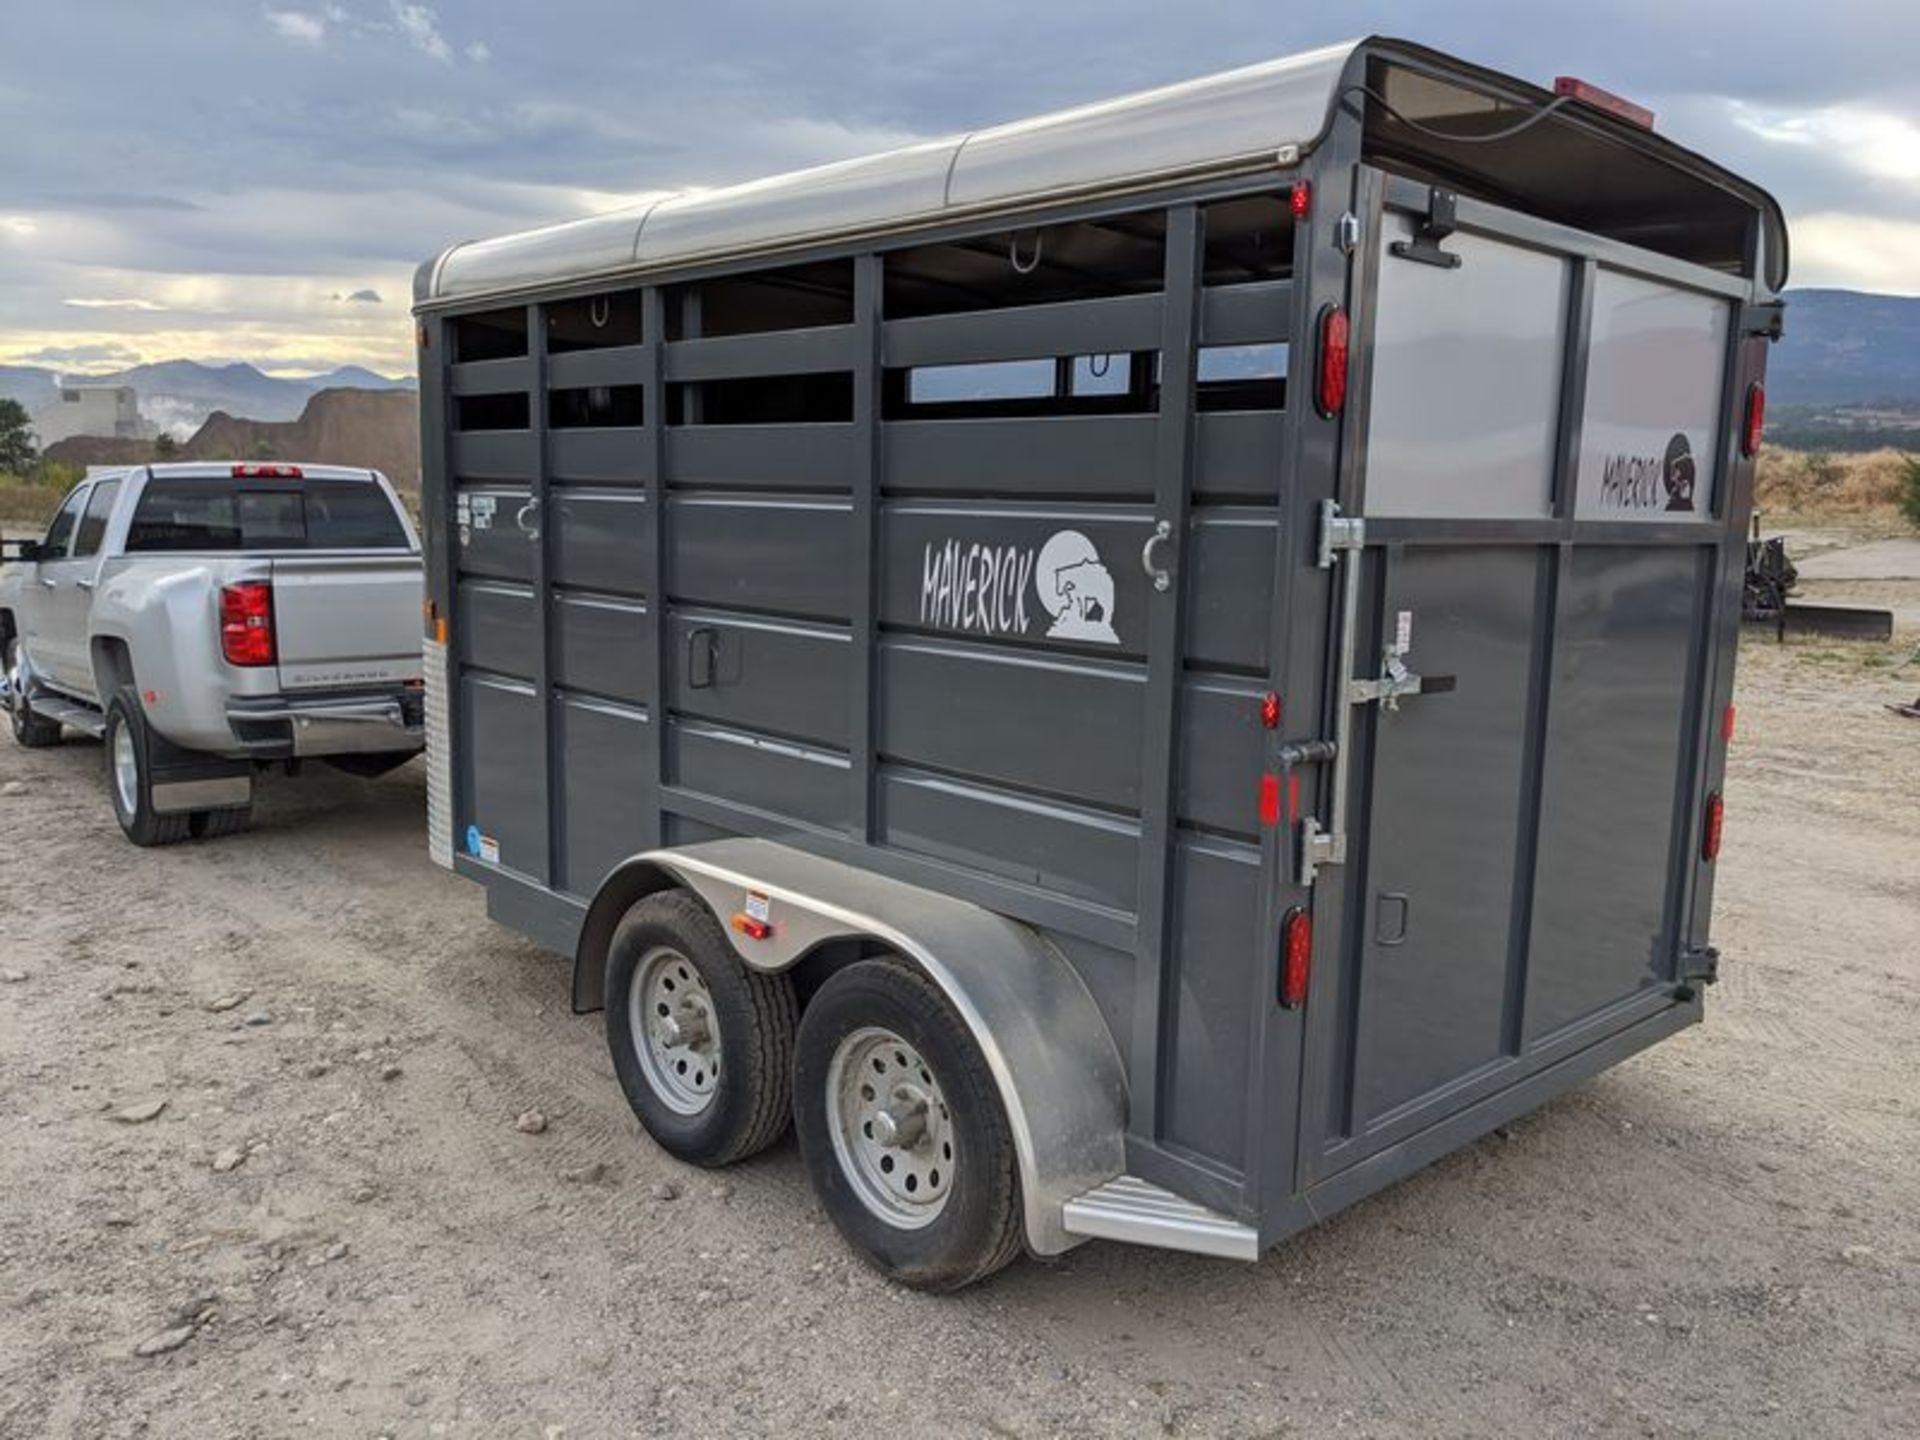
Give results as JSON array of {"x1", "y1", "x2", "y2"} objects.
[{"x1": 1300, "y1": 179, "x2": 1738, "y2": 1182}]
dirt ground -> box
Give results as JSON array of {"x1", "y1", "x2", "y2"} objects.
[{"x1": 3, "y1": 584, "x2": 1917, "y2": 1438}]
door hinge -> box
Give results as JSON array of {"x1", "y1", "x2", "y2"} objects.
[
  {"x1": 1674, "y1": 943, "x2": 1720, "y2": 1001},
  {"x1": 1389, "y1": 187, "x2": 1462, "y2": 270},
  {"x1": 1316, "y1": 499, "x2": 1365, "y2": 569},
  {"x1": 1740, "y1": 301, "x2": 1785, "y2": 342}
]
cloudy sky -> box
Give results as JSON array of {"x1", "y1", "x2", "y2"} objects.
[{"x1": 2, "y1": 1, "x2": 1915, "y2": 378}]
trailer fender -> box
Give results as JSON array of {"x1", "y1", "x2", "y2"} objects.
[{"x1": 575, "y1": 838, "x2": 1126, "y2": 1256}]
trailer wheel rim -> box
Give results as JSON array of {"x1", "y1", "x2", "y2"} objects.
[
  {"x1": 825, "y1": 1026, "x2": 955, "y2": 1229},
  {"x1": 111, "y1": 722, "x2": 138, "y2": 817},
  {"x1": 629, "y1": 945, "x2": 722, "y2": 1116}
]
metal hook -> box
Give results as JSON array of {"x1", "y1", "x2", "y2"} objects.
[
  {"x1": 1009, "y1": 230, "x2": 1043, "y2": 275},
  {"x1": 1140, "y1": 520, "x2": 1173, "y2": 593},
  {"x1": 1088, "y1": 353, "x2": 1112, "y2": 378},
  {"x1": 589, "y1": 295, "x2": 611, "y2": 328}
]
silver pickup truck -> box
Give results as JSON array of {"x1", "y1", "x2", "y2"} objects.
[{"x1": 1, "y1": 462, "x2": 425, "y2": 844}]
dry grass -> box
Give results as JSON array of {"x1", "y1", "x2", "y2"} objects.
[
  {"x1": 0, "y1": 477, "x2": 64, "y2": 527},
  {"x1": 1754, "y1": 446, "x2": 1915, "y2": 524}
]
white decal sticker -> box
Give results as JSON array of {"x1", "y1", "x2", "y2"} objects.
[
  {"x1": 743, "y1": 889, "x2": 771, "y2": 925},
  {"x1": 917, "y1": 528, "x2": 1119, "y2": 645},
  {"x1": 1394, "y1": 609, "x2": 1413, "y2": 655},
  {"x1": 470, "y1": 494, "x2": 497, "y2": 531}
]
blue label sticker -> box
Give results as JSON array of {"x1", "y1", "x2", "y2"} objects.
[{"x1": 465, "y1": 824, "x2": 483, "y2": 857}]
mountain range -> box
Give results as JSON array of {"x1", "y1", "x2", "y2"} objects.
[{"x1": 0, "y1": 359, "x2": 416, "y2": 437}]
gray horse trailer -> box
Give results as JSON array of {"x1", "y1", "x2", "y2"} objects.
[{"x1": 412, "y1": 37, "x2": 1786, "y2": 1288}]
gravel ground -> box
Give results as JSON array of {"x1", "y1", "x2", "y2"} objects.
[{"x1": 2, "y1": 621, "x2": 1917, "y2": 1438}]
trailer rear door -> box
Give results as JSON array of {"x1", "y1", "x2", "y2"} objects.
[{"x1": 1300, "y1": 175, "x2": 1747, "y2": 1183}]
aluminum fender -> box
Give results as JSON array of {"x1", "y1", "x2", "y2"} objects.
[{"x1": 606, "y1": 838, "x2": 1128, "y2": 1256}]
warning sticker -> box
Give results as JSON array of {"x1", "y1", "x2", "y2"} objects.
[
  {"x1": 465, "y1": 824, "x2": 500, "y2": 865},
  {"x1": 743, "y1": 889, "x2": 772, "y2": 925}
]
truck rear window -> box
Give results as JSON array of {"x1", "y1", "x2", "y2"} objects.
[{"x1": 125, "y1": 478, "x2": 411, "y2": 552}]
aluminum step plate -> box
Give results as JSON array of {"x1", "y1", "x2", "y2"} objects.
[
  {"x1": 1062, "y1": 1175, "x2": 1260, "y2": 1261},
  {"x1": 28, "y1": 694, "x2": 106, "y2": 737}
]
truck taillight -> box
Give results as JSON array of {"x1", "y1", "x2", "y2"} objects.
[
  {"x1": 220, "y1": 581, "x2": 276, "y2": 667},
  {"x1": 1742, "y1": 382, "x2": 1765, "y2": 457},
  {"x1": 1702, "y1": 791, "x2": 1725, "y2": 862},
  {"x1": 1316, "y1": 305, "x2": 1349, "y2": 418},
  {"x1": 1280, "y1": 906, "x2": 1312, "y2": 1009}
]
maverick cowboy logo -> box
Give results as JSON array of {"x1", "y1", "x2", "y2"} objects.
[
  {"x1": 1598, "y1": 431, "x2": 1699, "y2": 514},
  {"x1": 1661, "y1": 432, "x2": 1696, "y2": 512},
  {"x1": 919, "y1": 528, "x2": 1121, "y2": 645}
]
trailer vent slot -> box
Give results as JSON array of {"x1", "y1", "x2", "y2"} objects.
[
  {"x1": 547, "y1": 291, "x2": 644, "y2": 352},
  {"x1": 450, "y1": 307, "x2": 528, "y2": 362},
  {"x1": 455, "y1": 392, "x2": 531, "y2": 432},
  {"x1": 895, "y1": 355, "x2": 1148, "y2": 418},
  {"x1": 668, "y1": 373, "x2": 853, "y2": 426},
  {"x1": 549, "y1": 384, "x2": 644, "y2": 429}
]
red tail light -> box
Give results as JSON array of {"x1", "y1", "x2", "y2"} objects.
[
  {"x1": 1553, "y1": 76, "x2": 1655, "y2": 131},
  {"x1": 1702, "y1": 791, "x2": 1725, "y2": 862},
  {"x1": 1316, "y1": 305, "x2": 1349, "y2": 418},
  {"x1": 1279, "y1": 906, "x2": 1312, "y2": 1009},
  {"x1": 231, "y1": 463, "x2": 303, "y2": 479},
  {"x1": 1289, "y1": 180, "x2": 1312, "y2": 219},
  {"x1": 220, "y1": 581, "x2": 276, "y2": 667},
  {"x1": 1742, "y1": 382, "x2": 1765, "y2": 457}
]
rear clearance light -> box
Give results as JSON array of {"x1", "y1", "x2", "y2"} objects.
[
  {"x1": 1702, "y1": 791, "x2": 1725, "y2": 862},
  {"x1": 1553, "y1": 76, "x2": 1655, "y2": 131},
  {"x1": 730, "y1": 913, "x2": 772, "y2": 941},
  {"x1": 1316, "y1": 305, "x2": 1349, "y2": 418},
  {"x1": 1279, "y1": 906, "x2": 1312, "y2": 1009},
  {"x1": 1289, "y1": 180, "x2": 1312, "y2": 219},
  {"x1": 219, "y1": 581, "x2": 276, "y2": 667},
  {"x1": 1742, "y1": 382, "x2": 1766, "y2": 457},
  {"x1": 1721, "y1": 704, "x2": 1737, "y2": 743},
  {"x1": 232, "y1": 463, "x2": 304, "y2": 479},
  {"x1": 1258, "y1": 774, "x2": 1282, "y2": 828}
]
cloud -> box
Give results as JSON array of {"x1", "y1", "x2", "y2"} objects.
[
  {"x1": 389, "y1": 3, "x2": 451, "y2": 63},
  {"x1": 19, "y1": 342, "x2": 141, "y2": 365},
  {"x1": 466, "y1": 41, "x2": 490, "y2": 64},
  {"x1": 334, "y1": 287, "x2": 383, "y2": 302},
  {"x1": 1788, "y1": 213, "x2": 1920, "y2": 292},
  {"x1": 64, "y1": 297, "x2": 170, "y2": 312},
  {"x1": 264, "y1": 8, "x2": 328, "y2": 46}
]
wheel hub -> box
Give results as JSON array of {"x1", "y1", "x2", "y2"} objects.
[
  {"x1": 628, "y1": 946, "x2": 722, "y2": 1116},
  {"x1": 826, "y1": 1027, "x2": 954, "y2": 1228}
]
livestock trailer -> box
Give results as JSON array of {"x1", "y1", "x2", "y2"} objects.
[{"x1": 412, "y1": 37, "x2": 1786, "y2": 1289}]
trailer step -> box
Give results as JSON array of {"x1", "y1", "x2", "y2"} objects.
[
  {"x1": 1062, "y1": 1176, "x2": 1260, "y2": 1261},
  {"x1": 27, "y1": 694, "x2": 106, "y2": 738}
]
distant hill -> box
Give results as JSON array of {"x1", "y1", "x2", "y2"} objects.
[
  {"x1": 43, "y1": 387, "x2": 421, "y2": 495},
  {"x1": 1770, "y1": 289, "x2": 1920, "y2": 407},
  {"x1": 1, "y1": 358, "x2": 417, "y2": 439}
]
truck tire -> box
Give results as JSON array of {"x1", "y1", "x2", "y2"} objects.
[
  {"x1": 604, "y1": 890, "x2": 796, "y2": 1167},
  {"x1": 793, "y1": 959, "x2": 1024, "y2": 1291},
  {"x1": 5, "y1": 638, "x2": 62, "y2": 748},
  {"x1": 190, "y1": 805, "x2": 254, "y2": 840},
  {"x1": 103, "y1": 690, "x2": 191, "y2": 847}
]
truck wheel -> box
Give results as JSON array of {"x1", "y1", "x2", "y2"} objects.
[
  {"x1": 5, "y1": 639, "x2": 62, "y2": 748},
  {"x1": 793, "y1": 959, "x2": 1024, "y2": 1291},
  {"x1": 605, "y1": 890, "x2": 796, "y2": 1167},
  {"x1": 103, "y1": 691, "x2": 191, "y2": 847}
]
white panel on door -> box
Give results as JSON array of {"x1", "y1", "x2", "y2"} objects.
[
  {"x1": 1576, "y1": 269, "x2": 1730, "y2": 521},
  {"x1": 1364, "y1": 214, "x2": 1570, "y2": 519}
]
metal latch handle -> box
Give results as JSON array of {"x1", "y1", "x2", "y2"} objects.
[{"x1": 515, "y1": 498, "x2": 541, "y2": 540}]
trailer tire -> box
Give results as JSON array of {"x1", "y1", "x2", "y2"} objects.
[
  {"x1": 794, "y1": 958, "x2": 1024, "y2": 1291},
  {"x1": 605, "y1": 889, "x2": 796, "y2": 1167},
  {"x1": 103, "y1": 691, "x2": 191, "y2": 847}
]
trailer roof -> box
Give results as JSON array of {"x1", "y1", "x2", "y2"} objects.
[{"x1": 416, "y1": 37, "x2": 1787, "y2": 307}]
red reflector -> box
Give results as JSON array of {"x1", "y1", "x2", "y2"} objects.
[
  {"x1": 1721, "y1": 704, "x2": 1736, "y2": 743},
  {"x1": 1553, "y1": 76, "x2": 1655, "y2": 130},
  {"x1": 1258, "y1": 773, "x2": 1281, "y2": 828},
  {"x1": 1316, "y1": 305, "x2": 1349, "y2": 418},
  {"x1": 231, "y1": 463, "x2": 304, "y2": 479},
  {"x1": 218, "y1": 581, "x2": 275, "y2": 667},
  {"x1": 1702, "y1": 792, "x2": 1725, "y2": 862},
  {"x1": 1280, "y1": 906, "x2": 1312, "y2": 1009},
  {"x1": 1289, "y1": 180, "x2": 1312, "y2": 219},
  {"x1": 1260, "y1": 691, "x2": 1281, "y2": 730},
  {"x1": 730, "y1": 913, "x2": 772, "y2": 941},
  {"x1": 1742, "y1": 382, "x2": 1765, "y2": 457}
]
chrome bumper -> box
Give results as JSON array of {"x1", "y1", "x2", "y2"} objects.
[{"x1": 227, "y1": 691, "x2": 426, "y2": 757}]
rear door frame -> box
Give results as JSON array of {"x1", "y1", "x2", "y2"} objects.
[{"x1": 1290, "y1": 163, "x2": 1763, "y2": 1190}]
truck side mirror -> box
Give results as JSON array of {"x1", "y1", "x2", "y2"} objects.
[{"x1": 1, "y1": 538, "x2": 42, "y2": 564}]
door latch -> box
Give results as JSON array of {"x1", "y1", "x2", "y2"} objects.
[{"x1": 1348, "y1": 612, "x2": 1456, "y2": 711}]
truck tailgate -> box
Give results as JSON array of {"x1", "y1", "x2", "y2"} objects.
[{"x1": 270, "y1": 555, "x2": 424, "y2": 689}]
